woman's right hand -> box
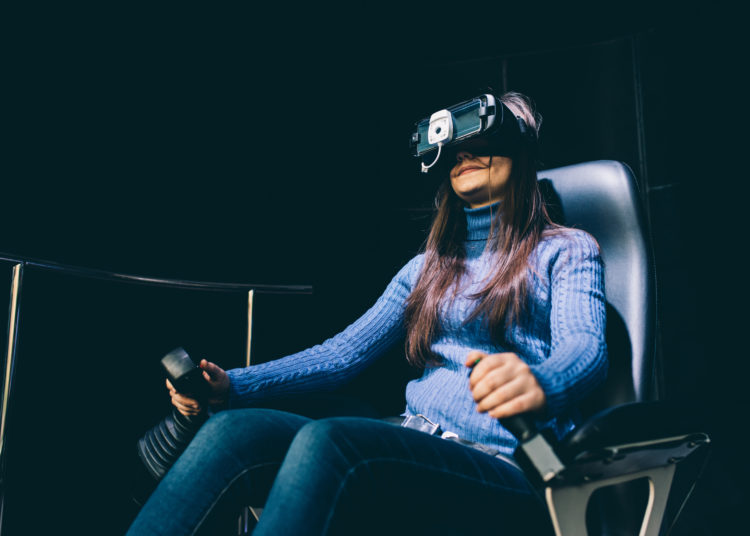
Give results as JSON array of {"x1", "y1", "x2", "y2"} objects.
[{"x1": 166, "y1": 359, "x2": 231, "y2": 416}]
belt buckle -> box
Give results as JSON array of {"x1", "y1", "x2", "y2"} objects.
[{"x1": 402, "y1": 414, "x2": 441, "y2": 436}]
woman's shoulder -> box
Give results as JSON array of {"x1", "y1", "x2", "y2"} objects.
[
  {"x1": 389, "y1": 253, "x2": 426, "y2": 287},
  {"x1": 400, "y1": 252, "x2": 426, "y2": 277},
  {"x1": 534, "y1": 226, "x2": 602, "y2": 267},
  {"x1": 540, "y1": 226, "x2": 600, "y2": 252}
]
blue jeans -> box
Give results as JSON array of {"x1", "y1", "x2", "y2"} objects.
[{"x1": 127, "y1": 409, "x2": 553, "y2": 535}]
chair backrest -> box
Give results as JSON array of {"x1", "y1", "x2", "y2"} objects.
[{"x1": 538, "y1": 160, "x2": 657, "y2": 408}]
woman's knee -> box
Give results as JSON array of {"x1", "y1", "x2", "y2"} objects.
[
  {"x1": 284, "y1": 417, "x2": 380, "y2": 469},
  {"x1": 290, "y1": 418, "x2": 352, "y2": 450},
  {"x1": 188, "y1": 408, "x2": 310, "y2": 461},
  {"x1": 190, "y1": 409, "x2": 248, "y2": 449}
]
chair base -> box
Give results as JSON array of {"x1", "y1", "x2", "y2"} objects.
[{"x1": 545, "y1": 465, "x2": 675, "y2": 536}]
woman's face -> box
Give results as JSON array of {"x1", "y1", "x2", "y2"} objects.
[{"x1": 449, "y1": 150, "x2": 513, "y2": 208}]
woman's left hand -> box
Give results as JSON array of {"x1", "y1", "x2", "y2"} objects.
[{"x1": 465, "y1": 350, "x2": 546, "y2": 419}]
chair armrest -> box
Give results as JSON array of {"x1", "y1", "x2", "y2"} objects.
[
  {"x1": 557, "y1": 401, "x2": 708, "y2": 463},
  {"x1": 502, "y1": 403, "x2": 710, "y2": 488},
  {"x1": 553, "y1": 402, "x2": 710, "y2": 485}
]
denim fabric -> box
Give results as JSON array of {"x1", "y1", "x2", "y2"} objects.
[{"x1": 127, "y1": 409, "x2": 553, "y2": 535}]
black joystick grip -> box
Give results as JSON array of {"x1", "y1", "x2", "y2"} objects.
[
  {"x1": 136, "y1": 348, "x2": 209, "y2": 481},
  {"x1": 161, "y1": 347, "x2": 210, "y2": 401}
]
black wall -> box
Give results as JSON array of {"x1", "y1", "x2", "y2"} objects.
[{"x1": 2, "y1": 5, "x2": 746, "y2": 534}]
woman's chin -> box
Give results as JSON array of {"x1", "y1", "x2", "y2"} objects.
[{"x1": 454, "y1": 187, "x2": 493, "y2": 207}]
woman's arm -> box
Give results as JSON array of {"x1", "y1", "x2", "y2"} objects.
[
  {"x1": 225, "y1": 255, "x2": 424, "y2": 408},
  {"x1": 528, "y1": 230, "x2": 608, "y2": 417},
  {"x1": 461, "y1": 230, "x2": 607, "y2": 421}
]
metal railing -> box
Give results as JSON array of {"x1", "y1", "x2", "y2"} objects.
[{"x1": 0, "y1": 252, "x2": 313, "y2": 533}]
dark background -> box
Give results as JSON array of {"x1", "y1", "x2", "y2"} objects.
[{"x1": 1, "y1": 4, "x2": 746, "y2": 534}]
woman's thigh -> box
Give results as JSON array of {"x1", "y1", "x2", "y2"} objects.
[
  {"x1": 255, "y1": 417, "x2": 554, "y2": 535},
  {"x1": 127, "y1": 408, "x2": 311, "y2": 536}
]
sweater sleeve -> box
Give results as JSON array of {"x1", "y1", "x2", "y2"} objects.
[
  {"x1": 225, "y1": 255, "x2": 423, "y2": 408},
  {"x1": 529, "y1": 231, "x2": 608, "y2": 417}
]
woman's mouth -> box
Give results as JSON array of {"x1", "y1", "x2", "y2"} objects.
[{"x1": 458, "y1": 167, "x2": 483, "y2": 176}]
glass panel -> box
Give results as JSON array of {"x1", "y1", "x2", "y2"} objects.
[
  {"x1": 452, "y1": 99, "x2": 482, "y2": 140},
  {"x1": 415, "y1": 98, "x2": 483, "y2": 155}
]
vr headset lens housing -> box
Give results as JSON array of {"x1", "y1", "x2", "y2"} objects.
[
  {"x1": 411, "y1": 94, "x2": 534, "y2": 173},
  {"x1": 413, "y1": 96, "x2": 492, "y2": 157}
]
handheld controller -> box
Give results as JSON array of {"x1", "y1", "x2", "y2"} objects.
[
  {"x1": 161, "y1": 347, "x2": 210, "y2": 401},
  {"x1": 136, "y1": 347, "x2": 210, "y2": 481}
]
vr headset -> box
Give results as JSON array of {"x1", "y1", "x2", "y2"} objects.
[{"x1": 410, "y1": 94, "x2": 536, "y2": 173}]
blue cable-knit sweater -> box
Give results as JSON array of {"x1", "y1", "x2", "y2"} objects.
[{"x1": 226, "y1": 202, "x2": 608, "y2": 455}]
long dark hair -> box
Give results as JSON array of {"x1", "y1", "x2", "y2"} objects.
[{"x1": 404, "y1": 92, "x2": 556, "y2": 367}]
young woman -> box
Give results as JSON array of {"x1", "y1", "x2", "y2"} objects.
[{"x1": 127, "y1": 91, "x2": 607, "y2": 535}]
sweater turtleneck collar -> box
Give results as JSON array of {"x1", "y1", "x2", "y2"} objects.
[{"x1": 464, "y1": 201, "x2": 501, "y2": 241}]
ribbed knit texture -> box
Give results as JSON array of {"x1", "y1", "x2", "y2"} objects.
[{"x1": 226, "y1": 202, "x2": 608, "y2": 455}]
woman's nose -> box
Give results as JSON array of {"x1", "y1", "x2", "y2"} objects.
[{"x1": 456, "y1": 151, "x2": 474, "y2": 162}]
